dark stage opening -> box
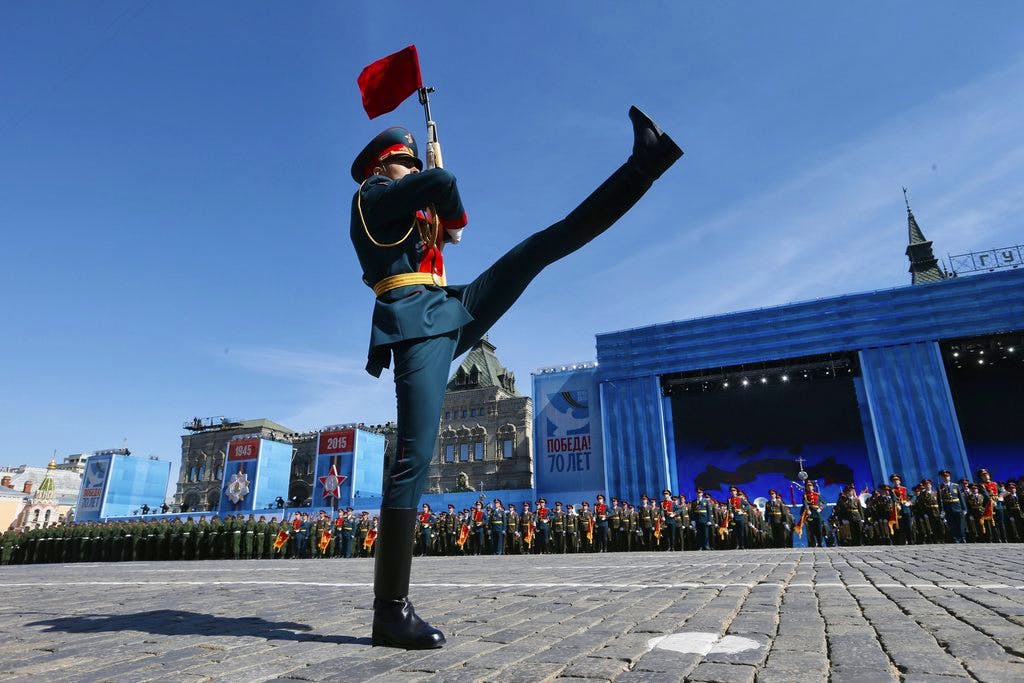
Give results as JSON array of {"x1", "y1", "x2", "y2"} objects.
[
  {"x1": 941, "y1": 331, "x2": 1024, "y2": 482},
  {"x1": 662, "y1": 353, "x2": 874, "y2": 507}
]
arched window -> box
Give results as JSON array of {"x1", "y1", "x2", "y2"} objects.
[
  {"x1": 44, "y1": 509, "x2": 52, "y2": 524},
  {"x1": 439, "y1": 427, "x2": 457, "y2": 464},
  {"x1": 498, "y1": 424, "x2": 516, "y2": 459},
  {"x1": 472, "y1": 425, "x2": 487, "y2": 461}
]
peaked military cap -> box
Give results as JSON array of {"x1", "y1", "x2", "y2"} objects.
[{"x1": 351, "y1": 126, "x2": 423, "y2": 182}]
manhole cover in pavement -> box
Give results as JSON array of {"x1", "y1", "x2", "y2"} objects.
[{"x1": 647, "y1": 632, "x2": 762, "y2": 656}]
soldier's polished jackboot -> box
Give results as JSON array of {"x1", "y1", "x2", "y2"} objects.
[
  {"x1": 371, "y1": 508, "x2": 445, "y2": 649},
  {"x1": 540, "y1": 105, "x2": 682, "y2": 262}
]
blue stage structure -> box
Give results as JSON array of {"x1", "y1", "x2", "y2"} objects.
[{"x1": 595, "y1": 269, "x2": 1024, "y2": 505}]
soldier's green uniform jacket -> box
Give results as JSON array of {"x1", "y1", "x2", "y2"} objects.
[{"x1": 349, "y1": 129, "x2": 469, "y2": 377}]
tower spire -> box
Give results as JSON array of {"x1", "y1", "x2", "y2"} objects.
[{"x1": 902, "y1": 188, "x2": 947, "y2": 285}]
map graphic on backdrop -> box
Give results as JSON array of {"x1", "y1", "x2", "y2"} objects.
[{"x1": 671, "y1": 378, "x2": 874, "y2": 505}]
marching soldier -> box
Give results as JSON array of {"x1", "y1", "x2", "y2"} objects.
[
  {"x1": 594, "y1": 495, "x2": 609, "y2": 553},
  {"x1": 764, "y1": 489, "x2": 791, "y2": 548},
  {"x1": 675, "y1": 494, "x2": 691, "y2": 550},
  {"x1": 889, "y1": 474, "x2": 915, "y2": 544},
  {"x1": 506, "y1": 503, "x2": 520, "y2": 555},
  {"x1": 914, "y1": 480, "x2": 942, "y2": 543},
  {"x1": 639, "y1": 496, "x2": 654, "y2": 550},
  {"x1": 240, "y1": 514, "x2": 254, "y2": 559},
  {"x1": 418, "y1": 504, "x2": 435, "y2": 556},
  {"x1": 565, "y1": 504, "x2": 579, "y2": 553},
  {"x1": 356, "y1": 511, "x2": 371, "y2": 557},
  {"x1": 801, "y1": 481, "x2": 826, "y2": 548},
  {"x1": 658, "y1": 490, "x2": 676, "y2": 550},
  {"x1": 835, "y1": 484, "x2": 865, "y2": 546},
  {"x1": 870, "y1": 486, "x2": 897, "y2": 545},
  {"x1": 490, "y1": 499, "x2": 507, "y2": 555},
  {"x1": 608, "y1": 498, "x2": 621, "y2": 552},
  {"x1": 254, "y1": 515, "x2": 268, "y2": 560},
  {"x1": 976, "y1": 469, "x2": 1004, "y2": 543},
  {"x1": 938, "y1": 470, "x2": 967, "y2": 543},
  {"x1": 579, "y1": 501, "x2": 595, "y2": 552},
  {"x1": 535, "y1": 499, "x2": 550, "y2": 554},
  {"x1": 550, "y1": 501, "x2": 566, "y2": 554},
  {"x1": 727, "y1": 487, "x2": 750, "y2": 550},
  {"x1": 1003, "y1": 482, "x2": 1021, "y2": 543},
  {"x1": 442, "y1": 504, "x2": 457, "y2": 555}
]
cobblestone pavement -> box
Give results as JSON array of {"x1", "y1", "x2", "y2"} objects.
[{"x1": 1, "y1": 545, "x2": 1023, "y2": 682}]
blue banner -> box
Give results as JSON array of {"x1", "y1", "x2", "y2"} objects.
[{"x1": 533, "y1": 366, "x2": 606, "y2": 501}]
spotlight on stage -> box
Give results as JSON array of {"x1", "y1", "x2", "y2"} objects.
[
  {"x1": 741, "y1": 379, "x2": 749, "y2": 387},
  {"x1": 760, "y1": 377, "x2": 767, "y2": 384},
  {"x1": 723, "y1": 381, "x2": 729, "y2": 388},
  {"x1": 781, "y1": 374, "x2": 789, "y2": 382}
]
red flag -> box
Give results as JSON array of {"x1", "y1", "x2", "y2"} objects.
[{"x1": 357, "y1": 45, "x2": 423, "y2": 119}]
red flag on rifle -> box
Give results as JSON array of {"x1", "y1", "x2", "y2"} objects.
[{"x1": 357, "y1": 45, "x2": 423, "y2": 119}]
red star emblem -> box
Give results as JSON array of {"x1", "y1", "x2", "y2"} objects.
[{"x1": 319, "y1": 464, "x2": 347, "y2": 500}]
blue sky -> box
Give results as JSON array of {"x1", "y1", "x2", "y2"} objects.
[{"x1": 3, "y1": 2, "x2": 1024, "y2": 494}]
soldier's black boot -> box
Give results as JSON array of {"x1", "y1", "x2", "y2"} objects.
[
  {"x1": 538, "y1": 106, "x2": 682, "y2": 262},
  {"x1": 372, "y1": 508, "x2": 445, "y2": 650}
]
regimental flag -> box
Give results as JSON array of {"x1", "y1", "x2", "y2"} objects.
[
  {"x1": 364, "y1": 529, "x2": 378, "y2": 550},
  {"x1": 523, "y1": 521, "x2": 534, "y2": 548},
  {"x1": 794, "y1": 507, "x2": 809, "y2": 538},
  {"x1": 586, "y1": 517, "x2": 595, "y2": 543},
  {"x1": 717, "y1": 510, "x2": 731, "y2": 540},
  {"x1": 273, "y1": 529, "x2": 290, "y2": 551},
  {"x1": 456, "y1": 524, "x2": 470, "y2": 549},
  {"x1": 318, "y1": 529, "x2": 333, "y2": 553},
  {"x1": 981, "y1": 498, "x2": 995, "y2": 529},
  {"x1": 357, "y1": 45, "x2": 423, "y2": 119},
  {"x1": 888, "y1": 504, "x2": 899, "y2": 534},
  {"x1": 653, "y1": 516, "x2": 661, "y2": 542}
]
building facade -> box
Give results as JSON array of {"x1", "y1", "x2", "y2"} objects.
[
  {"x1": 175, "y1": 417, "x2": 295, "y2": 512},
  {"x1": 430, "y1": 339, "x2": 534, "y2": 494}
]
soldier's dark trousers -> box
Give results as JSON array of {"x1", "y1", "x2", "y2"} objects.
[
  {"x1": 696, "y1": 523, "x2": 711, "y2": 550},
  {"x1": 771, "y1": 523, "x2": 787, "y2": 548},
  {"x1": 944, "y1": 506, "x2": 966, "y2": 542},
  {"x1": 807, "y1": 517, "x2": 826, "y2": 547},
  {"x1": 492, "y1": 531, "x2": 505, "y2": 555}
]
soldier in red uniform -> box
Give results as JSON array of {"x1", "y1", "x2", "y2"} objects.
[{"x1": 801, "y1": 481, "x2": 826, "y2": 547}]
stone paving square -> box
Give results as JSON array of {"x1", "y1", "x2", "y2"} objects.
[{"x1": 1, "y1": 545, "x2": 1023, "y2": 682}]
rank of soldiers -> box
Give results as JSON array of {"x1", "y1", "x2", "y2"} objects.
[{"x1": 3, "y1": 468, "x2": 1020, "y2": 565}]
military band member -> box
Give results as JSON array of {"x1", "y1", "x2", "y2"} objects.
[{"x1": 938, "y1": 470, "x2": 967, "y2": 543}]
